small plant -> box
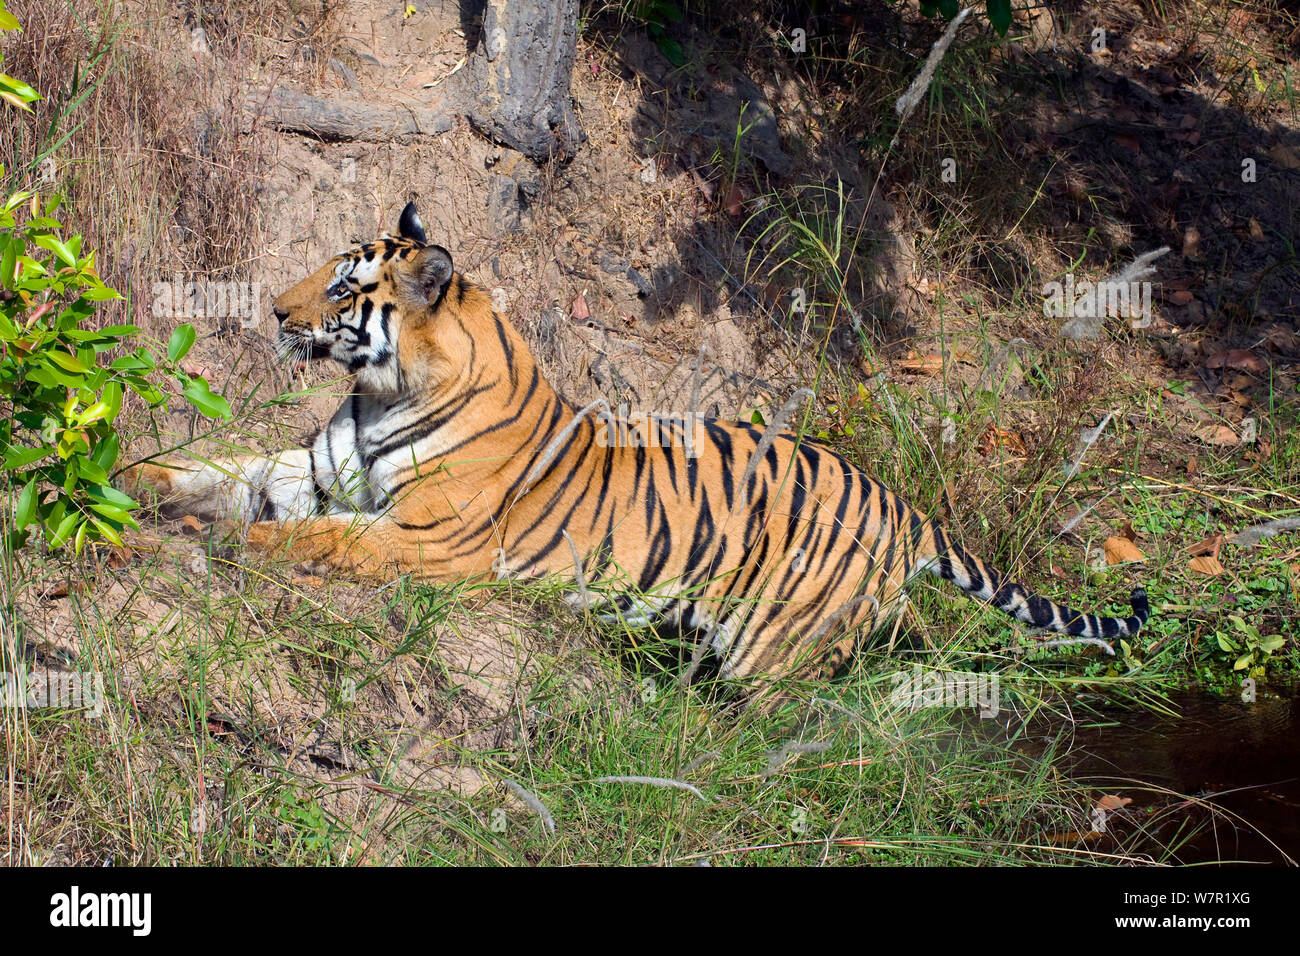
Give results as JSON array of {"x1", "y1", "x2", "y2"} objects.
[
  {"x1": 918, "y1": 0, "x2": 1013, "y2": 36},
  {"x1": 1, "y1": 5, "x2": 230, "y2": 554},
  {"x1": 632, "y1": 0, "x2": 685, "y2": 66},
  {"x1": 276, "y1": 791, "x2": 339, "y2": 856},
  {"x1": 1214, "y1": 614, "x2": 1287, "y2": 682}
]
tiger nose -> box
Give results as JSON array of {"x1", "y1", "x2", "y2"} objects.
[{"x1": 273, "y1": 305, "x2": 289, "y2": 323}]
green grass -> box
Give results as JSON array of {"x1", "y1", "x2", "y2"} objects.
[{"x1": 2, "y1": 545, "x2": 1202, "y2": 864}]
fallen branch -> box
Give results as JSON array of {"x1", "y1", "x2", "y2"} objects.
[{"x1": 248, "y1": 87, "x2": 455, "y2": 142}]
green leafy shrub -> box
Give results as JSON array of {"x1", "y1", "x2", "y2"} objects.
[
  {"x1": 1, "y1": 3, "x2": 230, "y2": 554},
  {"x1": 632, "y1": 0, "x2": 685, "y2": 66},
  {"x1": 919, "y1": 0, "x2": 1013, "y2": 36}
]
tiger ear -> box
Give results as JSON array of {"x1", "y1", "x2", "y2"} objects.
[
  {"x1": 397, "y1": 201, "x2": 427, "y2": 244},
  {"x1": 398, "y1": 244, "x2": 454, "y2": 307}
]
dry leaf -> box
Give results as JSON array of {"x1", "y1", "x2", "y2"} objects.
[
  {"x1": 1269, "y1": 143, "x2": 1300, "y2": 169},
  {"x1": 1188, "y1": 533, "x2": 1224, "y2": 559},
  {"x1": 570, "y1": 294, "x2": 590, "y2": 321},
  {"x1": 1113, "y1": 133, "x2": 1141, "y2": 155},
  {"x1": 1096, "y1": 794, "x2": 1133, "y2": 811},
  {"x1": 1197, "y1": 424, "x2": 1239, "y2": 447},
  {"x1": 897, "y1": 352, "x2": 944, "y2": 373},
  {"x1": 977, "y1": 425, "x2": 1028, "y2": 456},
  {"x1": 1188, "y1": 555, "x2": 1226, "y2": 576},
  {"x1": 1262, "y1": 324, "x2": 1298, "y2": 351},
  {"x1": 180, "y1": 515, "x2": 203, "y2": 534},
  {"x1": 1183, "y1": 225, "x2": 1201, "y2": 258},
  {"x1": 1245, "y1": 439, "x2": 1273, "y2": 465},
  {"x1": 1103, "y1": 536, "x2": 1146, "y2": 565},
  {"x1": 1119, "y1": 521, "x2": 1138, "y2": 542},
  {"x1": 291, "y1": 574, "x2": 325, "y2": 588},
  {"x1": 723, "y1": 184, "x2": 745, "y2": 217},
  {"x1": 1249, "y1": 218, "x2": 1265, "y2": 241},
  {"x1": 1168, "y1": 289, "x2": 1195, "y2": 306},
  {"x1": 1205, "y1": 349, "x2": 1268, "y2": 374},
  {"x1": 1186, "y1": 456, "x2": 1198, "y2": 477}
]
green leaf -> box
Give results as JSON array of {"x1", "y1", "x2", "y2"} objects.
[
  {"x1": 89, "y1": 501, "x2": 133, "y2": 524},
  {"x1": 82, "y1": 284, "x2": 123, "y2": 301},
  {"x1": 76, "y1": 457, "x2": 108, "y2": 485},
  {"x1": 14, "y1": 479, "x2": 38, "y2": 530},
  {"x1": 987, "y1": 0, "x2": 1012, "y2": 35},
  {"x1": 3, "y1": 443, "x2": 51, "y2": 469},
  {"x1": 110, "y1": 354, "x2": 153, "y2": 372},
  {"x1": 49, "y1": 509, "x2": 79, "y2": 548},
  {"x1": 91, "y1": 431, "x2": 120, "y2": 471},
  {"x1": 168, "y1": 324, "x2": 197, "y2": 362},
  {"x1": 1260, "y1": 635, "x2": 1287, "y2": 653},
  {"x1": 656, "y1": 36, "x2": 685, "y2": 67},
  {"x1": 89, "y1": 517, "x2": 125, "y2": 547},
  {"x1": 0, "y1": 244, "x2": 16, "y2": 290},
  {"x1": 0, "y1": 8, "x2": 22, "y2": 30},
  {"x1": 89, "y1": 483, "x2": 135, "y2": 509},
  {"x1": 94, "y1": 324, "x2": 141, "y2": 338},
  {"x1": 31, "y1": 232, "x2": 77, "y2": 267},
  {"x1": 182, "y1": 375, "x2": 232, "y2": 420},
  {"x1": 25, "y1": 362, "x2": 83, "y2": 390},
  {"x1": 46, "y1": 349, "x2": 89, "y2": 373},
  {"x1": 102, "y1": 380, "x2": 123, "y2": 419},
  {"x1": 1234, "y1": 653, "x2": 1253, "y2": 671}
]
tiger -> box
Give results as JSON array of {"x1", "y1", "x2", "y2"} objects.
[{"x1": 121, "y1": 202, "x2": 1149, "y2": 683}]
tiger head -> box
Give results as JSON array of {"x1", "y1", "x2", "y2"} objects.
[{"x1": 272, "y1": 202, "x2": 470, "y2": 394}]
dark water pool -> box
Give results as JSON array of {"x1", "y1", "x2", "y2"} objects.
[{"x1": 1031, "y1": 689, "x2": 1299, "y2": 864}]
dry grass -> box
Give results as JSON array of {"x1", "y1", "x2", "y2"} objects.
[{"x1": 0, "y1": 0, "x2": 340, "y2": 330}]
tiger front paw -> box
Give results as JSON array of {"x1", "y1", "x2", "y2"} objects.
[{"x1": 117, "y1": 462, "x2": 183, "y2": 507}]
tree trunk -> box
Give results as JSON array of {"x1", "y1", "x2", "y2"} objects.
[{"x1": 464, "y1": 0, "x2": 585, "y2": 162}]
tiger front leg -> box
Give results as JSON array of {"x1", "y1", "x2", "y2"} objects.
[
  {"x1": 240, "y1": 515, "x2": 498, "y2": 582},
  {"x1": 120, "y1": 449, "x2": 321, "y2": 523}
]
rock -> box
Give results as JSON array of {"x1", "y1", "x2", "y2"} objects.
[
  {"x1": 625, "y1": 267, "x2": 654, "y2": 297},
  {"x1": 487, "y1": 173, "x2": 526, "y2": 234},
  {"x1": 598, "y1": 252, "x2": 631, "y2": 274}
]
